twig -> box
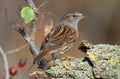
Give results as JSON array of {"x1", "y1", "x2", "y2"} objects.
[
  {"x1": 12, "y1": 0, "x2": 48, "y2": 60},
  {"x1": 30, "y1": 21, "x2": 36, "y2": 41},
  {"x1": 14, "y1": 22, "x2": 39, "y2": 57},
  {"x1": 38, "y1": 1, "x2": 48, "y2": 10},
  {"x1": 25, "y1": 0, "x2": 39, "y2": 14},
  {"x1": 6, "y1": 44, "x2": 27, "y2": 55},
  {"x1": 5, "y1": 8, "x2": 11, "y2": 25},
  {"x1": 0, "y1": 46, "x2": 9, "y2": 79},
  {"x1": 22, "y1": 0, "x2": 47, "y2": 57}
]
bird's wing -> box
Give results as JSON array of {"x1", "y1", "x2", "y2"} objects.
[
  {"x1": 34, "y1": 24, "x2": 78, "y2": 64},
  {"x1": 40, "y1": 24, "x2": 78, "y2": 51}
]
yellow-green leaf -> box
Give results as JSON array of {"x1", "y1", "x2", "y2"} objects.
[{"x1": 21, "y1": 6, "x2": 35, "y2": 23}]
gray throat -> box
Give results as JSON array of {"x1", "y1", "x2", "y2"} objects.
[{"x1": 63, "y1": 21, "x2": 78, "y2": 31}]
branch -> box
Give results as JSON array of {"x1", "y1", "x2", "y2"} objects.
[
  {"x1": 14, "y1": 22, "x2": 39, "y2": 57},
  {"x1": 38, "y1": 1, "x2": 48, "y2": 10},
  {"x1": 45, "y1": 57, "x2": 94, "y2": 79},
  {"x1": 29, "y1": 21, "x2": 36, "y2": 41},
  {"x1": 13, "y1": 0, "x2": 48, "y2": 58},
  {"x1": 29, "y1": 43, "x2": 120, "y2": 79},
  {"x1": 25, "y1": 0, "x2": 39, "y2": 14},
  {"x1": 6, "y1": 44, "x2": 27, "y2": 55},
  {"x1": 0, "y1": 46, "x2": 9, "y2": 79}
]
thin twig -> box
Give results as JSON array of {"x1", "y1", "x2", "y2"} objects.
[
  {"x1": 38, "y1": 1, "x2": 48, "y2": 10},
  {"x1": 6, "y1": 44, "x2": 27, "y2": 55},
  {"x1": 5, "y1": 8, "x2": 11, "y2": 25},
  {"x1": 0, "y1": 46, "x2": 9, "y2": 79}
]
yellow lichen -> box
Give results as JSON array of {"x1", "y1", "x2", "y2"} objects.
[
  {"x1": 62, "y1": 61, "x2": 69, "y2": 70},
  {"x1": 87, "y1": 52, "x2": 97, "y2": 61},
  {"x1": 108, "y1": 59, "x2": 114, "y2": 64},
  {"x1": 102, "y1": 52, "x2": 110, "y2": 57}
]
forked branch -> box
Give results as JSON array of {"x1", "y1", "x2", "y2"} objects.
[{"x1": 0, "y1": 46, "x2": 9, "y2": 79}]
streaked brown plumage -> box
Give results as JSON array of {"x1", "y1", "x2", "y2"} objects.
[{"x1": 33, "y1": 12, "x2": 85, "y2": 64}]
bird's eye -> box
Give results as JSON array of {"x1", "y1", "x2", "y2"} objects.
[{"x1": 73, "y1": 15, "x2": 76, "y2": 17}]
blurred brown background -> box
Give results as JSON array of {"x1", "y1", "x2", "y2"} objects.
[{"x1": 0, "y1": 0, "x2": 120, "y2": 78}]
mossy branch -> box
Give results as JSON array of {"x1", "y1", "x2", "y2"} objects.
[{"x1": 30, "y1": 41, "x2": 120, "y2": 79}]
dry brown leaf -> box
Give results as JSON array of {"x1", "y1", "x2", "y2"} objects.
[{"x1": 44, "y1": 19, "x2": 53, "y2": 36}]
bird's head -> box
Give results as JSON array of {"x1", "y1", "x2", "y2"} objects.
[{"x1": 60, "y1": 12, "x2": 85, "y2": 30}]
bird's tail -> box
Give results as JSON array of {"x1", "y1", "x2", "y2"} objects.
[
  {"x1": 28, "y1": 51, "x2": 47, "y2": 71},
  {"x1": 33, "y1": 50, "x2": 48, "y2": 64}
]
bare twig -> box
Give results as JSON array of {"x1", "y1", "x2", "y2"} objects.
[
  {"x1": 5, "y1": 8, "x2": 11, "y2": 25},
  {"x1": 38, "y1": 1, "x2": 48, "y2": 10},
  {"x1": 6, "y1": 44, "x2": 27, "y2": 55},
  {"x1": 0, "y1": 46, "x2": 9, "y2": 79}
]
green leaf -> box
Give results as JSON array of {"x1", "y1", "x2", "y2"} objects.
[{"x1": 21, "y1": 6, "x2": 35, "y2": 23}]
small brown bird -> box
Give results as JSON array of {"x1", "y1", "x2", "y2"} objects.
[{"x1": 34, "y1": 12, "x2": 85, "y2": 64}]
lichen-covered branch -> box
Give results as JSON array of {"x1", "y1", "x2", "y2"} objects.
[
  {"x1": 46, "y1": 58, "x2": 94, "y2": 79},
  {"x1": 29, "y1": 42, "x2": 120, "y2": 79},
  {"x1": 30, "y1": 21, "x2": 36, "y2": 41},
  {"x1": 86, "y1": 44, "x2": 120, "y2": 79},
  {"x1": 0, "y1": 46, "x2": 9, "y2": 79}
]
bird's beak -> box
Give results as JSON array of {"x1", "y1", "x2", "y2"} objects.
[{"x1": 81, "y1": 15, "x2": 86, "y2": 19}]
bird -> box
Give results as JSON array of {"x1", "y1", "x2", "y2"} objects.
[{"x1": 33, "y1": 12, "x2": 85, "y2": 65}]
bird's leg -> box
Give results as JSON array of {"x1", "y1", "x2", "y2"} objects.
[
  {"x1": 52, "y1": 52, "x2": 74, "y2": 60},
  {"x1": 51, "y1": 52, "x2": 61, "y2": 60}
]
